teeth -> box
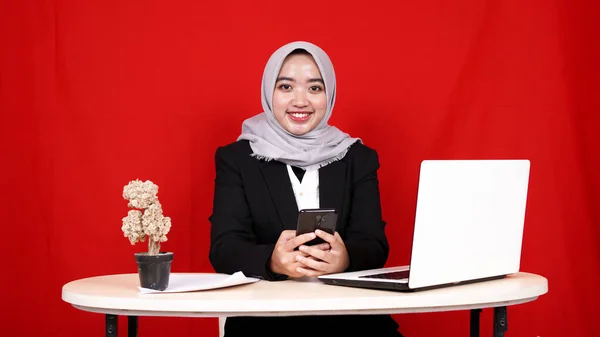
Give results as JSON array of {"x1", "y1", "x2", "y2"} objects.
[{"x1": 291, "y1": 113, "x2": 309, "y2": 118}]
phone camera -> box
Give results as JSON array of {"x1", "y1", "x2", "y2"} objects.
[{"x1": 315, "y1": 216, "x2": 322, "y2": 228}]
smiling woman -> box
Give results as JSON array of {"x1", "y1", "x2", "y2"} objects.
[
  {"x1": 272, "y1": 49, "x2": 327, "y2": 136},
  {"x1": 235, "y1": 41, "x2": 359, "y2": 171},
  {"x1": 208, "y1": 41, "x2": 403, "y2": 337}
]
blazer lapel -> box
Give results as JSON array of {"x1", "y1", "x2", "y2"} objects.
[
  {"x1": 319, "y1": 160, "x2": 347, "y2": 213},
  {"x1": 260, "y1": 160, "x2": 299, "y2": 230}
]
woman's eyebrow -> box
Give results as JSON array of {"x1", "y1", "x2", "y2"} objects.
[
  {"x1": 276, "y1": 76, "x2": 295, "y2": 82},
  {"x1": 276, "y1": 77, "x2": 324, "y2": 84}
]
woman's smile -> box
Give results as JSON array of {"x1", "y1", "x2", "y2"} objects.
[{"x1": 287, "y1": 111, "x2": 313, "y2": 122}]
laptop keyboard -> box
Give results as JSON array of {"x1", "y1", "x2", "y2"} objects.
[{"x1": 358, "y1": 270, "x2": 410, "y2": 280}]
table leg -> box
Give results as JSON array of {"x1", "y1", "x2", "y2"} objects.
[
  {"x1": 493, "y1": 306, "x2": 508, "y2": 337},
  {"x1": 128, "y1": 316, "x2": 138, "y2": 337},
  {"x1": 470, "y1": 309, "x2": 481, "y2": 337},
  {"x1": 106, "y1": 314, "x2": 118, "y2": 337}
]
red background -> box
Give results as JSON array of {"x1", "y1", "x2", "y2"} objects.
[{"x1": 1, "y1": 1, "x2": 598, "y2": 336}]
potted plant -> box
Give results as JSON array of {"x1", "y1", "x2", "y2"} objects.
[{"x1": 121, "y1": 179, "x2": 173, "y2": 290}]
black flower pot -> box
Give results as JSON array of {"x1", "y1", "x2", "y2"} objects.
[{"x1": 134, "y1": 252, "x2": 174, "y2": 291}]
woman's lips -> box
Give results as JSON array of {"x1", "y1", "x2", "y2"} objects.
[{"x1": 287, "y1": 111, "x2": 313, "y2": 122}]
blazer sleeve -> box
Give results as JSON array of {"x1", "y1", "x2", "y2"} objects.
[
  {"x1": 208, "y1": 146, "x2": 284, "y2": 280},
  {"x1": 344, "y1": 148, "x2": 390, "y2": 271}
]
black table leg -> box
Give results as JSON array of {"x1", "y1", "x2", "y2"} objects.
[
  {"x1": 494, "y1": 306, "x2": 508, "y2": 337},
  {"x1": 470, "y1": 309, "x2": 481, "y2": 337},
  {"x1": 128, "y1": 316, "x2": 138, "y2": 337},
  {"x1": 106, "y1": 314, "x2": 118, "y2": 337}
]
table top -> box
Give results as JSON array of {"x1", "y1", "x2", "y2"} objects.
[{"x1": 61, "y1": 272, "x2": 548, "y2": 317}]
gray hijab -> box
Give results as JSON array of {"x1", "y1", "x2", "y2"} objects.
[{"x1": 237, "y1": 41, "x2": 361, "y2": 171}]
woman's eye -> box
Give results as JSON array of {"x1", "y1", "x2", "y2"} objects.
[
  {"x1": 310, "y1": 86, "x2": 323, "y2": 92},
  {"x1": 279, "y1": 84, "x2": 292, "y2": 90}
]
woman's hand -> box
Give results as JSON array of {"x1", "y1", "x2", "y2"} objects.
[
  {"x1": 269, "y1": 230, "x2": 331, "y2": 278},
  {"x1": 295, "y1": 229, "x2": 349, "y2": 276}
]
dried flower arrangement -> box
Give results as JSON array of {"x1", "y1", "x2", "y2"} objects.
[{"x1": 121, "y1": 179, "x2": 172, "y2": 255}]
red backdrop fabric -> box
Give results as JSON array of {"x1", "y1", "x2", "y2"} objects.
[{"x1": 1, "y1": 1, "x2": 598, "y2": 336}]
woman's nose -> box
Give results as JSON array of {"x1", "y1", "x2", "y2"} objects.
[{"x1": 292, "y1": 90, "x2": 308, "y2": 107}]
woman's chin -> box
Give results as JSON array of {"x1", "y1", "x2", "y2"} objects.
[
  {"x1": 286, "y1": 125, "x2": 312, "y2": 136},
  {"x1": 284, "y1": 120, "x2": 314, "y2": 136}
]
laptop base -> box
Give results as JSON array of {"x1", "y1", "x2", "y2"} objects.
[{"x1": 319, "y1": 274, "x2": 507, "y2": 292}]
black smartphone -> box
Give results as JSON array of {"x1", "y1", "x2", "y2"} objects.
[{"x1": 295, "y1": 208, "x2": 338, "y2": 246}]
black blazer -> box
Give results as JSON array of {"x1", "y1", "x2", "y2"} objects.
[
  {"x1": 208, "y1": 140, "x2": 390, "y2": 280},
  {"x1": 208, "y1": 140, "x2": 401, "y2": 337}
]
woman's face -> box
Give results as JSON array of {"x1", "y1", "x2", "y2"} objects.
[{"x1": 272, "y1": 53, "x2": 327, "y2": 136}]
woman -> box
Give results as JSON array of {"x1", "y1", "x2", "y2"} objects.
[{"x1": 209, "y1": 41, "x2": 403, "y2": 337}]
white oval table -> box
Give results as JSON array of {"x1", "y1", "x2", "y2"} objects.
[{"x1": 62, "y1": 271, "x2": 548, "y2": 337}]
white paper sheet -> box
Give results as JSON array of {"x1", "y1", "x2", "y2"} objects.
[{"x1": 138, "y1": 271, "x2": 260, "y2": 294}]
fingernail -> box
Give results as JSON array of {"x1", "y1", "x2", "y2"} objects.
[
  {"x1": 314, "y1": 230, "x2": 321, "y2": 235},
  {"x1": 310, "y1": 233, "x2": 316, "y2": 238},
  {"x1": 296, "y1": 255, "x2": 303, "y2": 261}
]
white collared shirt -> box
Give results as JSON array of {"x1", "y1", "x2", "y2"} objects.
[{"x1": 286, "y1": 165, "x2": 320, "y2": 210}]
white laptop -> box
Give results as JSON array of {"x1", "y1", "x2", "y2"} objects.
[{"x1": 318, "y1": 159, "x2": 531, "y2": 292}]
